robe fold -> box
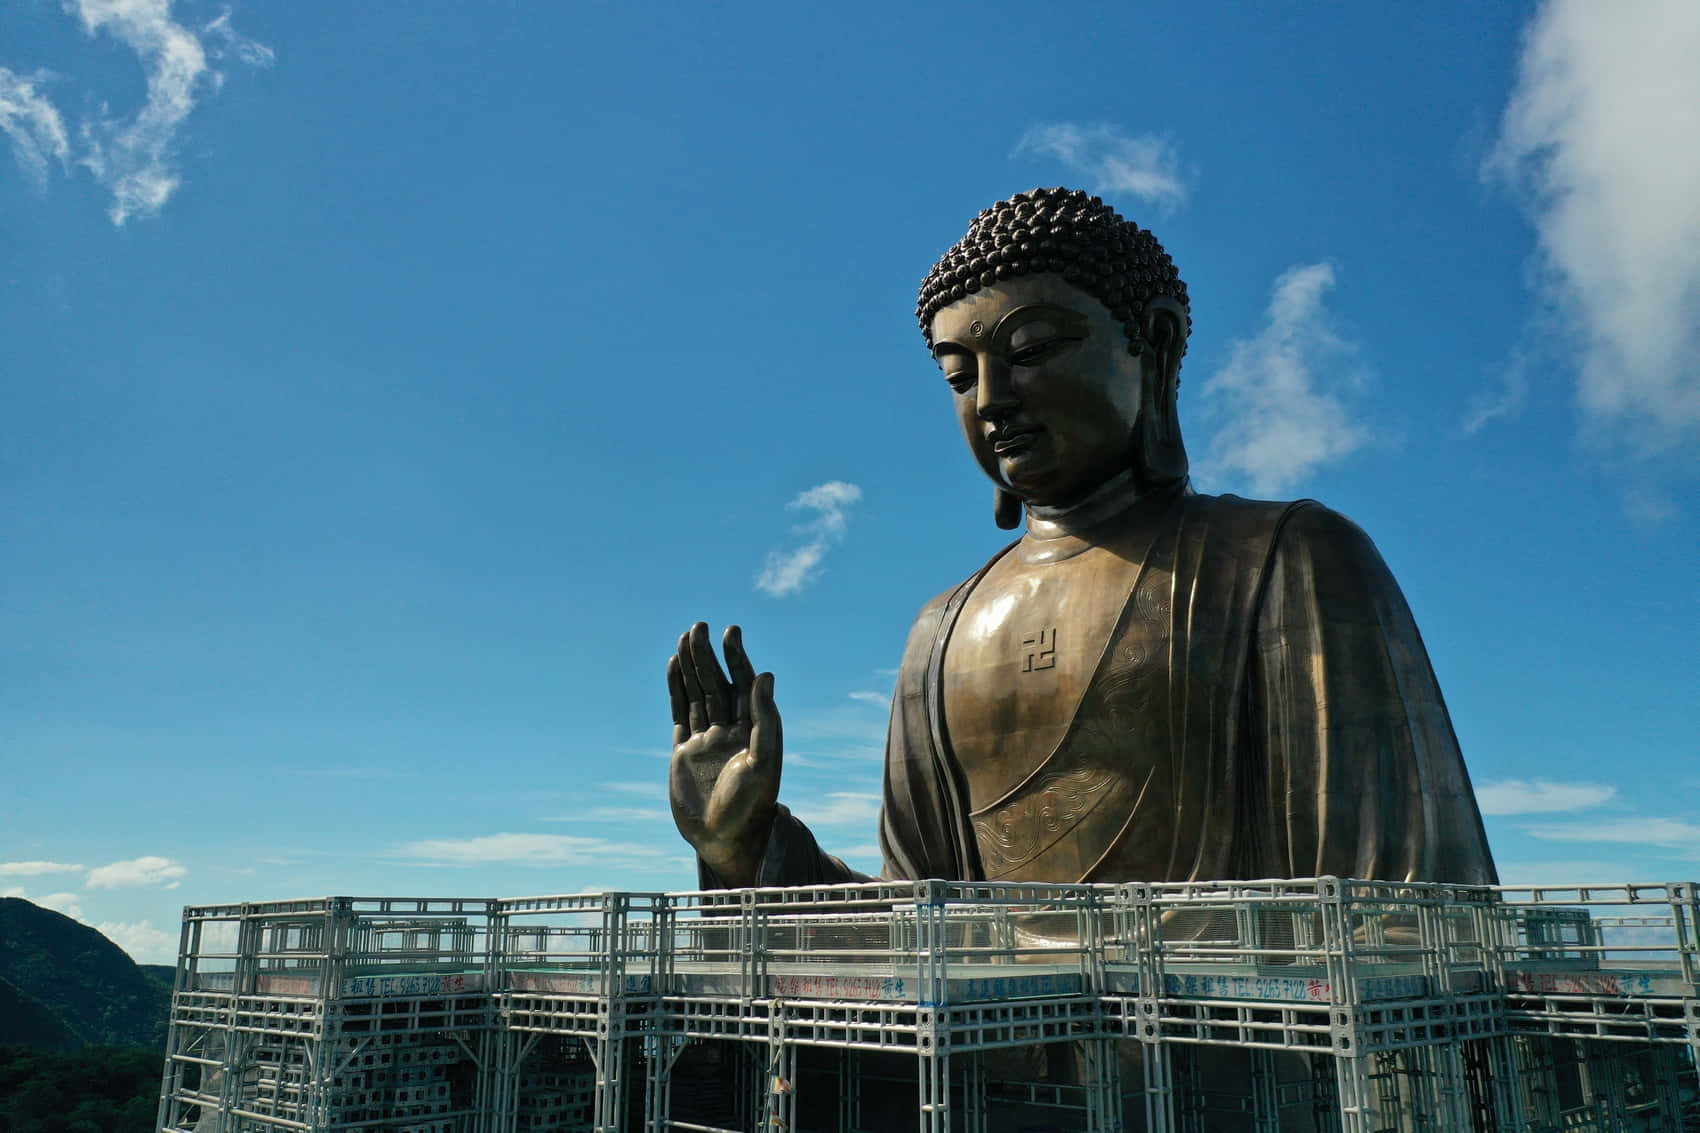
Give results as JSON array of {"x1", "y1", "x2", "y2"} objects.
[{"x1": 699, "y1": 488, "x2": 1496, "y2": 891}]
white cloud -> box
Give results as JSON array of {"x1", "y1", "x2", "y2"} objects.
[
  {"x1": 0, "y1": 67, "x2": 70, "y2": 185},
  {"x1": 848, "y1": 690, "x2": 887, "y2": 707},
  {"x1": 1486, "y1": 0, "x2": 1700, "y2": 448},
  {"x1": 1, "y1": 888, "x2": 86, "y2": 919},
  {"x1": 1015, "y1": 123, "x2": 1186, "y2": 210},
  {"x1": 1198, "y1": 262, "x2": 1370, "y2": 494},
  {"x1": 96, "y1": 919, "x2": 177, "y2": 964},
  {"x1": 398, "y1": 832, "x2": 670, "y2": 868},
  {"x1": 0, "y1": 860, "x2": 86, "y2": 878},
  {"x1": 86, "y1": 855, "x2": 187, "y2": 888},
  {"x1": 1522, "y1": 815, "x2": 1700, "y2": 855},
  {"x1": 788, "y1": 791, "x2": 881, "y2": 828},
  {"x1": 757, "y1": 542, "x2": 824, "y2": 597},
  {"x1": 1475, "y1": 778, "x2": 1616, "y2": 816},
  {"x1": 756, "y1": 481, "x2": 862, "y2": 597}
]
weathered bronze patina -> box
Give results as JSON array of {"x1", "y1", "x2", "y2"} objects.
[{"x1": 667, "y1": 187, "x2": 1496, "y2": 893}]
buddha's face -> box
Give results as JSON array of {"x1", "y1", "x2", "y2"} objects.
[{"x1": 930, "y1": 274, "x2": 1146, "y2": 509}]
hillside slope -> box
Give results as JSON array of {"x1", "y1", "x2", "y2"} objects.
[
  {"x1": 0, "y1": 898, "x2": 170, "y2": 1048},
  {"x1": 0, "y1": 976, "x2": 82, "y2": 1050}
]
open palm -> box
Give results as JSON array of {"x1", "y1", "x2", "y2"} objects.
[{"x1": 667, "y1": 622, "x2": 782, "y2": 883}]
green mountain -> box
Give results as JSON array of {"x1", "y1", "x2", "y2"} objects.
[
  {"x1": 0, "y1": 898, "x2": 170, "y2": 1049},
  {"x1": 139, "y1": 963, "x2": 176, "y2": 989}
]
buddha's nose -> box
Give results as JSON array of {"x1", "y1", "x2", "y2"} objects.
[{"x1": 975, "y1": 362, "x2": 1018, "y2": 421}]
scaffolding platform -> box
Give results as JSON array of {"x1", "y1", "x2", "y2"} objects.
[{"x1": 156, "y1": 878, "x2": 1700, "y2": 1133}]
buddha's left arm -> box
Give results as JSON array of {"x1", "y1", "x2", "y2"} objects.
[{"x1": 1247, "y1": 503, "x2": 1498, "y2": 885}]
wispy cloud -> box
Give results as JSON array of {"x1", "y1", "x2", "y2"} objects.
[
  {"x1": 1523, "y1": 815, "x2": 1700, "y2": 856},
  {"x1": 1475, "y1": 778, "x2": 1616, "y2": 816},
  {"x1": 86, "y1": 855, "x2": 187, "y2": 889},
  {"x1": 828, "y1": 844, "x2": 882, "y2": 867},
  {"x1": 1623, "y1": 485, "x2": 1675, "y2": 528},
  {"x1": 1461, "y1": 345, "x2": 1532, "y2": 436},
  {"x1": 786, "y1": 702, "x2": 888, "y2": 760},
  {"x1": 756, "y1": 481, "x2": 862, "y2": 597},
  {"x1": 1197, "y1": 262, "x2": 1370, "y2": 495},
  {"x1": 1485, "y1": 0, "x2": 1700, "y2": 450},
  {"x1": 2, "y1": 1, "x2": 271, "y2": 223},
  {"x1": 1495, "y1": 859, "x2": 1657, "y2": 886},
  {"x1": 202, "y1": 8, "x2": 274, "y2": 70},
  {"x1": 0, "y1": 68, "x2": 70, "y2": 186},
  {"x1": 600, "y1": 781, "x2": 662, "y2": 796},
  {"x1": 1015, "y1": 123, "x2": 1186, "y2": 210},
  {"x1": 610, "y1": 746, "x2": 672, "y2": 762},
  {"x1": 0, "y1": 860, "x2": 86, "y2": 878},
  {"x1": 544, "y1": 806, "x2": 671, "y2": 823},
  {"x1": 788, "y1": 791, "x2": 881, "y2": 829},
  {"x1": 848, "y1": 690, "x2": 888, "y2": 707},
  {"x1": 397, "y1": 832, "x2": 671, "y2": 868}
]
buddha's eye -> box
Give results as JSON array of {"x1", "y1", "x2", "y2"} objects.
[
  {"x1": 1009, "y1": 340, "x2": 1055, "y2": 366},
  {"x1": 1009, "y1": 335, "x2": 1079, "y2": 366},
  {"x1": 945, "y1": 370, "x2": 976, "y2": 394}
]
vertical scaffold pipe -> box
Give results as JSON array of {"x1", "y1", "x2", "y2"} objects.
[
  {"x1": 962, "y1": 1052, "x2": 988, "y2": 1133},
  {"x1": 761, "y1": 1001, "x2": 797, "y2": 1133}
]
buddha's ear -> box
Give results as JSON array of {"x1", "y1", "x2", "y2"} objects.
[{"x1": 1132, "y1": 297, "x2": 1189, "y2": 490}]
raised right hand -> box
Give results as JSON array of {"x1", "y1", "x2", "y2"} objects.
[{"x1": 667, "y1": 622, "x2": 782, "y2": 885}]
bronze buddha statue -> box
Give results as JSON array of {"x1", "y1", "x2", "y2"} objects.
[{"x1": 667, "y1": 187, "x2": 1496, "y2": 892}]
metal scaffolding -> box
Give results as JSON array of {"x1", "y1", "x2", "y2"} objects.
[{"x1": 156, "y1": 878, "x2": 1700, "y2": 1133}]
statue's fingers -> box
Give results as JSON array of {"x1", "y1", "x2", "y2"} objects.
[
  {"x1": 667, "y1": 656, "x2": 691, "y2": 740},
  {"x1": 677, "y1": 628, "x2": 707, "y2": 734},
  {"x1": 747, "y1": 672, "x2": 783, "y2": 774},
  {"x1": 690, "y1": 622, "x2": 732, "y2": 726},
  {"x1": 724, "y1": 625, "x2": 756, "y2": 721}
]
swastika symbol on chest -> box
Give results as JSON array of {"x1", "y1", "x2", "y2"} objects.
[{"x1": 1021, "y1": 627, "x2": 1057, "y2": 673}]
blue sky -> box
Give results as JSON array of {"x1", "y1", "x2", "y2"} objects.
[{"x1": 2, "y1": 1, "x2": 1696, "y2": 964}]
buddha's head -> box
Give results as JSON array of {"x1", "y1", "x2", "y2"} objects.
[{"x1": 918, "y1": 188, "x2": 1190, "y2": 525}]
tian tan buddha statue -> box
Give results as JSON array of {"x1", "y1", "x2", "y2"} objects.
[{"x1": 667, "y1": 187, "x2": 1496, "y2": 896}]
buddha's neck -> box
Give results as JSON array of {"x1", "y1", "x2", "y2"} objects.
[{"x1": 1019, "y1": 470, "x2": 1182, "y2": 564}]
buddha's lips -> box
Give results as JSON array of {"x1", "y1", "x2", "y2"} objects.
[{"x1": 991, "y1": 426, "x2": 1042, "y2": 454}]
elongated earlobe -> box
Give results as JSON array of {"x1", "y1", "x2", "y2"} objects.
[
  {"x1": 1133, "y1": 304, "x2": 1190, "y2": 491},
  {"x1": 994, "y1": 487, "x2": 1023, "y2": 529}
]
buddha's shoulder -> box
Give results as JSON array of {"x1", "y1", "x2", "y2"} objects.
[
  {"x1": 1184, "y1": 491, "x2": 1377, "y2": 554},
  {"x1": 1184, "y1": 494, "x2": 1395, "y2": 594},
  {"x1": 898, "y1": 542, "x2": 1018, "y2": 654}
]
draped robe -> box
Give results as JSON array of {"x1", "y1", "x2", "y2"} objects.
[{"x1": 701, "y1": 484, "x2": 1497, "y2": 890}]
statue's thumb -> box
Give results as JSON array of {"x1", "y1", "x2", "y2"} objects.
[{"x1": 750, "y1": 672, "x2": 781, "y2": 763}]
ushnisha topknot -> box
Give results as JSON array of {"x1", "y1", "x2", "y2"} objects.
[{"x1": 917, "y1": 187, "x2": 1191, "y2": 361}]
